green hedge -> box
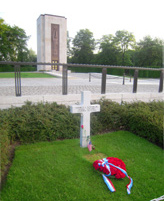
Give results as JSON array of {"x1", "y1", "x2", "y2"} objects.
[
  {"x1": 0, "y1": 126, "x2": 10, "y2": 182},
  {"x1": 0, "y1": 100, "x2": 163, "y2": 180},
  {"x1": 0, "y1": 65, "x2": 37, "y2": 72},
  {"x1": 68, "y1": 66, "x2": 161, "y2": 78},
  {"x1": 0, "y1": 102, "x2": 80, "y2": 143},
  {"x1": 91, "y1": 99, "x2": 124, "y2": 134},
  {"x1": 121, "y1": 101, "x2": 163, "y2": 147},
  {"x1": 91, "y1": 99, "x2": 163, "y2": 148},
  {"x1": 1, "y1": 100, "x2": 163, "y2": 146}
]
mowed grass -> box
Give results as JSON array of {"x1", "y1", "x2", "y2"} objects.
[
  {"x1": 1, "y1": 131, "x2": 163, "y2": 201},
  {"x1": 0, "y1": 72, "x2": 56, "y2": 78}
]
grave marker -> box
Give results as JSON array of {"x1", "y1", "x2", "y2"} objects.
[{"x1": 70, "y1": 91, "x2": 100, "y2": 147}]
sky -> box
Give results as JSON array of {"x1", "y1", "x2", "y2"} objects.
[{"x1": 1, "y1": 0, "x2": 163, "y2": 53}]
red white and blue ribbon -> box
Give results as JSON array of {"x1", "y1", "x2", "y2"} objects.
[
  {"x1": 102, "y1": 174, "x2": 116, "y2": 192},
  {"x1": 98, "y1": 158, "x2": 133, "y2": 194}
]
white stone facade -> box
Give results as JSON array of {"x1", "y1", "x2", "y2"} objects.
[{"x1": 37, "y1": 14, "x2": 67, "y2": 71}]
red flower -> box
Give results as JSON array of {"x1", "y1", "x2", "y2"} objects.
[
  {"x1": 93, "y1": 157, "x2": 126, "y2": 179},
  {"x1": 81, "y1": 125, "x2": 84, "y2": 129}
]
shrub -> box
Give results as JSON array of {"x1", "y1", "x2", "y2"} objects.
[
  {"x1": 91, "y1": 99, "x2": 125, "y2": 134},
  {"x1": 0, "y1": 65, "x2": 36, "y2": 72},
  {"x1": 0, "y1": 100, "x2": 163, "y2": 148},
  {"x1": 121, "y1": 101, "x2": 163, "y2": 148},
  {"x1": 91, "y1": 99, "x2": 163, "y2": 148},
  {"x1": 0, "y1": 101, "x2": 80, "y2": 143},
  {"x1": 0, "y1": 126, "x2": 10, "y2": 180}
]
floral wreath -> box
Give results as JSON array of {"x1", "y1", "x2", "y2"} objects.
[{"x1": 93, "y1": 157, "x2": 133, "y2": 194}]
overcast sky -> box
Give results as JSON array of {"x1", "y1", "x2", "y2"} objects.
[{"x1": 1, "y1": 0, "x2": 163, "y2": 53}]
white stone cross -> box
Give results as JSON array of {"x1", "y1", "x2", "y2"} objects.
[{"x1": 70, "y1": 91, "x2": 100, "y2": 147}]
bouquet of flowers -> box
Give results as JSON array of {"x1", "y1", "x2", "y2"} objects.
[{"x1": 93, "y1": 157, "x2": 133, "y2": 194}]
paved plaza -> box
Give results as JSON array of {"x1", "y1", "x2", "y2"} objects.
[
  {"x1": 0, "y1": 72, "x2": 161, "y2": 96},
  {"x1": 0, "y1": 72, "x2": 163, "y2": 109}
]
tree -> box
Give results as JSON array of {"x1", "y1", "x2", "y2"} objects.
[
  {"x1": 114, "y1": 30, "x2": 136, "y2": 66},
  {"x1": 0, "y1": 18, "x2": 30, "y2": 61},
  {"x1": 27, "y1": 48, "x2": 37, "y2": 62},
  {"x1": 71, "y1": 29, "x2": 95, "y2": 64},
  {"x1": 67, "y1": 31, "x2": 73, "y2": 62},
  {"x1": 96, "y1": 34, "x2": 120, "y2": 65},
  {"x1": 134, "y1": 36, "x2": 163, "y2": 67}
]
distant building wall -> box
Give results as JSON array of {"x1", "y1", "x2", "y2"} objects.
[{"x1": 37, "y1": 14, "x2": 67, "y2": 71}]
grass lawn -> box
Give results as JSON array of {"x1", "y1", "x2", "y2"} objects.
[
  {"x1": 0, "y1": 72, "x2": 56, "y2": 78},
  {"x1": 1, "y1": 131, "x2": 163, "y2": 201}
]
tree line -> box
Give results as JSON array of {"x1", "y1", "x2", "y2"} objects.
[
  {"x1": 0, "y1": 18, "x2": 163, "y2": 70},
  {"x1": 68, "y1": 29, "x2": 163, "y2": 68}
]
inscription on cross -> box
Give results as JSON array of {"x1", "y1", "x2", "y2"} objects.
[{"x1": 70, "y1": 91, "x2": 100, "y2": 147}]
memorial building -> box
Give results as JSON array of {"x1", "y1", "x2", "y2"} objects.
[{"x1": 37, "y1": 14, "x2": 67, "y2": 71}]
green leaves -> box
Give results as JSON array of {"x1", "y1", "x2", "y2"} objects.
[
  {"x1": 135, "y1": 36, "x2": 163, "y2": 67},
  {"x1": 91, "y1": 99, "x2": 163, "y2": 148},
  {"x1": 114, "y1": 30, "x2": 136, "y2": 51},
  {"x1": 0, "y1": 100, "x2": 163, "y2": 151},
  {"x1": 69, "y1": 28, "x2": 163, "y2": 73},
  {"x1": 71, "y1": 29, "x2": 95, "y2": 64},
  {"x1": 0, "y1": 19, "x2": 30, "y2": 62},
  {"x1": 0, "y1": 102, "x2": 80, "y2": 143}
]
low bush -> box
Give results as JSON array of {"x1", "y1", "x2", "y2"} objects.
[
  {"x1": 93, "y1": 100, "x2": 163, "y2": 148},
  {"x1": 0, "y1": 100, "x2": 163, "y2": 179},
  {"x1": 0, "y1": 126, "x2": 10, "y2": 181},
  {"x1": 0, "y1": 65, "x2": 36, "y2": 72},
  {"x1": 121, "y1": 101, "x2": 163, "y2": 147},
  {"x1": 1, "y1": 100, "x2": 163, "y2": 147},
  {"x1": 91, "y1": 99, "x2": 124, "y2": 134},
  {"x1": 0, "y1": 101, "x2": 80, "y2": 143}
]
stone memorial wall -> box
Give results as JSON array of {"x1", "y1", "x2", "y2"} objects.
[{"x1": 37, "y1": 14, "x2": 67, "y2": 71}]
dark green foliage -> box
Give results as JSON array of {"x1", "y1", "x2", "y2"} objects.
[
  {"x1": 134, "y1": 36, "x2": 163, "y2": 67},
  {"x1": 0, "y1": 65, "x2": 37, "y2": 72},
  {"x1": 1, "y1": 100, "x2": 163, "y2": 148},
  {"x1": 0, "y1": 100, "x2": 163, "y2": 179},
  {"x1": 68, "y1": 29, "x2": 163, "y2": 78},
  {"x1": 121, "y1": 101, "x2": 164, "y2": 147},
  {"x1": 0, "y1": 125, "x2": 10, "y2": 180},
  {"x1": 0, "y1": 19, "x2": 29, "y2": 62},
  {"x1": 68, "y1": 66, "x2": 125, "y2": 77},
  {"x1": 68, "y1": 66, "x2": 161, "y2": 78},
  {"x1": 70, "y1": 29, "x2": 95, "y2": 64},
  {"x1": 138, "y1": 68, "x2": 161, "y2": 78},
  {"x1": 91, "y1": 99, "x2": 124, "y2": 133},
  {"x1": 0, "y1": 102, "x2": 80, "y2": 143},
  {"x1": 92, "y1": 100, "x2": 163, "y2": 148}
]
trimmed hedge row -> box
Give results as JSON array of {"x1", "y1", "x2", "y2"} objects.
[
  {"x1": 0, "y1": 102, "x2": 80, "y2": 143},
  {"x1": 0, "y1": 65, "x2": 37, "y2": 72},
  {"x1": 122, "y1": 102, "x2": 163, "y2": 146},
  {"x1": 94, "y1": 100, "x2": 163, "y2": 147},
  {"x1": 0, "y1": 100, "x2": 163, "y2": 181},
  {"x1": 0, "y1": 127, "x2": 10, "y2": 176},
  {"x1": 68, "y1": 66, "x2": 161, "y2": 78}
]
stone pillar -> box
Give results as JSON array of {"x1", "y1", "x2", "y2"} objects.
[{"x1": 37, "y1": 14, "x2": 67, "y2": 71}]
